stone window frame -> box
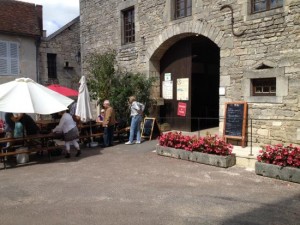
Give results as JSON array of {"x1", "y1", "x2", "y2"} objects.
[
  {"x1": 251, "y1": 77, "x2": 276, "y2": 96},
  {"x1": 122, "y1": 7, "x2": 135, "y2": 44},
  {"x1": 251, "y1": 0, "x2": 283, "y2": 14},
  {"x1": 0, "y1": 40, "x2": 20, "y2": 76},
  {"x1": 174, "y1": 0, "x2": 192, "y2": 20},
  {"x1": 242, "y1": 0, "x2": 285, "y2": 21},
  {"x1": 243, "y1": 67, "x2": 288, "y2": 103},
  {"x1": 118, "y1": 0, "x2": 138, "y2": 47},
  {"x1": 47, "y1": 53, "x2": 57, "y2": 79}
]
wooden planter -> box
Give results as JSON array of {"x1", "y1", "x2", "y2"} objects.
[
  {"x1": 156, "y1": 145, "x2": 236, "y2": 168},
  {"x1": 255, "y1": 162, "x2": 300, "y2": 184}
]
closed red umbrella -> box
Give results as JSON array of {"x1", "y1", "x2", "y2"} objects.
[{"x1": 47, "y1": 84, "x2": 78, "y2": 97}]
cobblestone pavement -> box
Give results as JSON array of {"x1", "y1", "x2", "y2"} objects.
[{"x1": 0, "y1": 140, "x2": 299, "y2": 225}]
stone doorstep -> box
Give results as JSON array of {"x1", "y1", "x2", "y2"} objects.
[{"x1": 232, "y1": 145, "x2": 261, "y2": 169}]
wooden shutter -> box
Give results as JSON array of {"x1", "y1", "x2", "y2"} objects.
[
  {"x1": 10, "y1": 42, "x2": 19, "y2": 75},
  {"x1": 0, "y1": 40, "x2": 19, "y2": 75},
  {"x1": 0, "y1": 41, "x2": 8, "y2": 74}
]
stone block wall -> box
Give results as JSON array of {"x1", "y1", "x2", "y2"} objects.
[
  {"x1": 39, "y1": 17, "x2": 81, "y2": 90},
  {"x1": 80, "y1": 0, "x2": 300, "y2": 146}
]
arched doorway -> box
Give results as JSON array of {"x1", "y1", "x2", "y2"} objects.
[{"x1": 160, "y1": 35, "x2": 220, "y2": 132}]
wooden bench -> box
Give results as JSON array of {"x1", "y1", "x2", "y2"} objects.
[
  {"x1": 0, "y1": 133, "x2": 64, "y2": 169},
  {"x1": 0, "y1": 145, "x2": 65, "y2": 169}
]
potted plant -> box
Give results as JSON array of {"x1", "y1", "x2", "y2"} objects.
[
  {"x1": 256, "y1": 144, "x2": 300, "y2": 183},
  {"x1": 156, "y1": 132, "x2": 236, "y2": 168}
]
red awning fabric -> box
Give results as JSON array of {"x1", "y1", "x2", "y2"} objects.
[{"x1": 47, "y1": 84, "x2": 79, "y2": 97}]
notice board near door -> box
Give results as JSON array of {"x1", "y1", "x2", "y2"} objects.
[
  {"x1": 223, "y1": 102, "x2": 247, "y2": 147},
  {"x1": 141, "y1": 117, "x2": 161, "y2": 140}
]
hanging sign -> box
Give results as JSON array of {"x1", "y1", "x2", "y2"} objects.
[
  {"x1": 177, "y1": 78, "x2": 189, "y2": 101},
  {"x1": 162, "y1": 81, "x2": 173, "y2": 99},
  {"x1": 177, "y1": 102, "x2": 187, "y2": 117},
  {"x1": 164, "y1": 73, "x2": 171, "y2": 81}
]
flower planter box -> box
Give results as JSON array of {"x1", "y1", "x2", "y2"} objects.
[
  {"x1": 156, "y1": 145, "x2": 236, "y2": 168},
  {"x1": 255, "y1": 162, "x2": 300, "y2": 184}
]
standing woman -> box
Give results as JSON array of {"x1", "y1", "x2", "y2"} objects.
[
  {"x1": 52, "y1": 110, "x2": 81, "y2": 158},
  {"x1": 125, "y1": 96, "x2": 143, "y2": 145}
]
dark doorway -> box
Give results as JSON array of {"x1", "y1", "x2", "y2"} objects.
[
  {"x1": 191, "y1": 36, "x2": 220, "y2": 130},
  {"x1": 160, "y1": 35, "x2": 220, "y2": 131}
]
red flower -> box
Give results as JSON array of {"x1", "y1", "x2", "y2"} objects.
[
  {"x1": 158, "y1": 132, "x2": 233, "y2": 156},
  {"x1": 257, "y1": 144, "x2": 300, "y2": 168}
]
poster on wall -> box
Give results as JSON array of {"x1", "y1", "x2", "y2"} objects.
[
  {"x1": 162, "y1": 81, "x2": 173, "y2": 99},
  {"x1": 177, "y1": 78, "x2": 189, "y2": 100},
  {"x1": 177, "y1": 102, "x2": 187, "y2": 117},
  {"x1": 164, "y1": 73, "x2": 171, "y2": 81}
]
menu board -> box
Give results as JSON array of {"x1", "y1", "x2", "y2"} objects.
[
  {"x1": 223, "y1": 102, "x2": 247, "y2": 147},
  {"x1": 141, "y1": 117, "x2": 161, "y2": 140}
]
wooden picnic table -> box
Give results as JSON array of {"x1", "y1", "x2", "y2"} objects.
[{"x1": 0, "y1": 133, "x2": 63, "y2": 169}]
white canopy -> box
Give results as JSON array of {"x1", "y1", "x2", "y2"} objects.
[
  {"x1": 75, "y1": 76, "x2": 93, "y2": 122},
  {"x1": 0, "y1": 78, "x2": 74, "y2": 114}
]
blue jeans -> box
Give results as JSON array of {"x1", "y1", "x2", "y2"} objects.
[
  {"x1": 129, "y1": 115, "x2": 142, "y2": 143},
  {"x1": 103, "y1": 125, "x2": 114, "y2": 147}
]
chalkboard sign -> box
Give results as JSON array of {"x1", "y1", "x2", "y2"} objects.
[
  {"x1": 141, "y1": 117, "x2": 161, "y2": 140},
  {"x1": 223, "y1": 102, "x2": 247, "y2": 147}
]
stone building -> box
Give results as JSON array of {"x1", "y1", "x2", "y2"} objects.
[
  {"x1": 39, "y1": 17, "x2": 81, "y2": 89},
  {"x1": 0, "y1": 0, "x2": 43, "y2": 84},
  {"x1": 80, "y1": 0, "x2": 300, "y2": 146}
]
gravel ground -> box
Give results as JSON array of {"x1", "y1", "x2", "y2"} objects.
[{"x1": 0, "y1": 140, "x2": 299, "y2": 225}]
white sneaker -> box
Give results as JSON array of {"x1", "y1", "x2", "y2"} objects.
[
  {"x1": 135, "y1": 141, "x2": 141, "y2": 144},
  {"x1": 125, "y1": 141, "x2": 133, "y2": 145}
]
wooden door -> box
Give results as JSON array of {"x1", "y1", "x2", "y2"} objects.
[{"x1": 160, "y1": 38, "x2": 192, "y2": 131}]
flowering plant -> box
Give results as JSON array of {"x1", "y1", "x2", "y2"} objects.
[
  {"x1": 257, "y1": 144, "x2": 300, "y2": 168},
  {"x1": 158, "y1": 132, "x2": 233, "y2": 156}
]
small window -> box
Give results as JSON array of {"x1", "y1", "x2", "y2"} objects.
[
  {"x1": 251, "y1": 78, "x2": 276, "y2": 96},
  {"x1": 174, "y1": 0, "x2": 192, "y2": 19},
  {"x1": 251, "y1": 0, "x2": 283, "y2": 14},
  {"x1": 0, "y1": 40, "x2": 19, "y2": 75},
  {"x1": 47, "y1": 53, "x2": 57, "y2": 79},
  {"x1": 123, "y1": 7, "x2": 135, "y2": 44}
]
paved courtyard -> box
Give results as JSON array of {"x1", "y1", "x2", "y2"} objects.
[{"x1": 0, "y1": 140, "x2": 299, "y2": 225}]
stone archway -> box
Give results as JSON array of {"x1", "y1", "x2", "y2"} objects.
[
  {"x1": 145, "y1": 20, "x2": 230, "y2": 97},
  {"x1": 145, "y1": 20, "x2": 232, "y2": 131}
]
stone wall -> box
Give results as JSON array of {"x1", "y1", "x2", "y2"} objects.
[
  {"x1": 39, "y1": 17, "x2": 81, "y2": 90},
  {"x1": 80, "y1": 0, "x2": 300, "y2": 146}
]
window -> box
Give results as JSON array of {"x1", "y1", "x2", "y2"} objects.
[
  {"x1": 0, "y1": 41, "x2": 19, "y2": 75},
  {"x1": 251, "y1": 78, "x2": 276, "y2": 96},
  {"x1": 251, "y1": 0, "x2": 283, "y2": 13},
  {"x1": 123, "y1": 7, "x2": 135, "y2": 44},
  {"x1": 47, "y1": 53, "x2": 57, "y2": 79},
  {"x1": 174, "y1": 0, "x2": 192, "y2": 19}
]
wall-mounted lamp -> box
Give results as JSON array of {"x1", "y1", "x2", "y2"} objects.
[{"x1": 75, "y1": 51, "x2": 81, "y2": 63}]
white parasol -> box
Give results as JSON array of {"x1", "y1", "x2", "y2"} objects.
[
  {"x1": 75, "y1": 76, "x2": 93, "y2": 122},
  {"x1": 0, "y1": 78, "x2": 74, "y2": 114}
]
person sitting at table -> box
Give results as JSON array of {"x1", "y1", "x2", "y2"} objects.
[
  {"x1": 52, "y1": 110, "x2": 81, "y2": 158},
  {"x1": 96, "y1": 109, "x2": 105, "y2": 122},
  {"x1": 4, "y1": 112, "x2": 17, "y2": 147},
  {"x1": 16, "y1": 113, "x2": 40, "y2": 136}
]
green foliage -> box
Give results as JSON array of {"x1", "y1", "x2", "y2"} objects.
[
  {"x1": 87, "y1": 51, "x2": 116, "y2": 101},
  {"x1": 86, "y1": 51, "x2": 156, "y2": 123}
]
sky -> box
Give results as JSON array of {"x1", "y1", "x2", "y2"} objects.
[{"x1": 18, "y1": 0, "x2": 80, "y2": 36}]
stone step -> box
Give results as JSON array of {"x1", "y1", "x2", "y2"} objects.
[{"x1": 233, "y1": 145, "x2": 261, "y2": 169}]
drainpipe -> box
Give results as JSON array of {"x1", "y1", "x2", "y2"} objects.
[{"x1": 35, "y1": 36, "x2": 41, "y2": 83}]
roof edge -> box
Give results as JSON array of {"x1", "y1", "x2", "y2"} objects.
[{"x1": 46, "y1": 16, "x2": 79, "y2": 41}]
